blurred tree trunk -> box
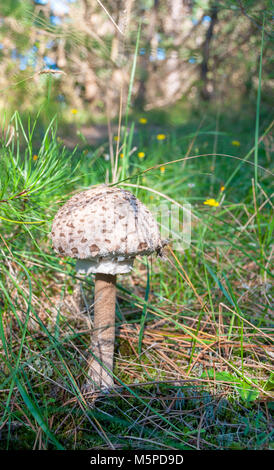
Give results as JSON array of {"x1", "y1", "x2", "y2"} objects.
[
  {"x1": 200, "y1": 6, "x2": 218, "y2": 100},
  {"x1": 135, "y1": 0, "x2": 159, "y2": 110}
]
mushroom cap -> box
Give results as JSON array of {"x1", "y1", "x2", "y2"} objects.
[{"x1": 51, "y1": 185, "x2": 163, "y2": 275}]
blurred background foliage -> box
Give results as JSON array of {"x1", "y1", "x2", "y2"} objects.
[{"x1": 0, "y1": 0, "x2": 272, "y2": 124}]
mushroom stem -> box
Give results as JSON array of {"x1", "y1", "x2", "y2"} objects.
[{"x1": 87, "y1": 273, "x2": 116, "y2": 390}]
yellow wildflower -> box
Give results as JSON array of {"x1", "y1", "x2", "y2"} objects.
[
  {"x1": 120, "y1": 153, "x2": 124, "y2": 158},
  {"x1": 150, "y1": 195, "x2": 154, "y2": 200},
  {"x1": 71, "y1": 108, "x2": 78, "y2": 115},
  {"x1": 157, "y1": 134, "x2": 166, "y2": 141},
  {"x1": 220, "y1": 185, "x2": 225, "y2": 192},
  {"x1": 139, "y1": 117, "x2": 147, "y2": 124},
  {"x1": 203, "y1": 198, "x2": 219, "y2": 207},
  {"x1": 232, "y1": 140, "x2": 240, "y2": 146},
  {"x1": 160, "y1": 166, "x2": 165, "y2": 174},
  {"x1": 138, "y1": 151, "x2": 145, "y2": 159},
  {"x1": 33, "y1": 154, "x2": 38, "y2": 161},
  {"x1": 114, "y1": 135, "x2": 119, "y2": 141}
]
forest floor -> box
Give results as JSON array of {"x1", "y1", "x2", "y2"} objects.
[{"x1": 0, "y1": 101, "x2": 273, "y2": 450}]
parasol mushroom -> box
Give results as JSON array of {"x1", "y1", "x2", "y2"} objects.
[{"x1": 51, "y1": 185, "x2": 164, "y2": 391}]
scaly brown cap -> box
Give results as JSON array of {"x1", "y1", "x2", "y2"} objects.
[{"x1": 51, "y1": 185, "x2": 163, "y2": 275}]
